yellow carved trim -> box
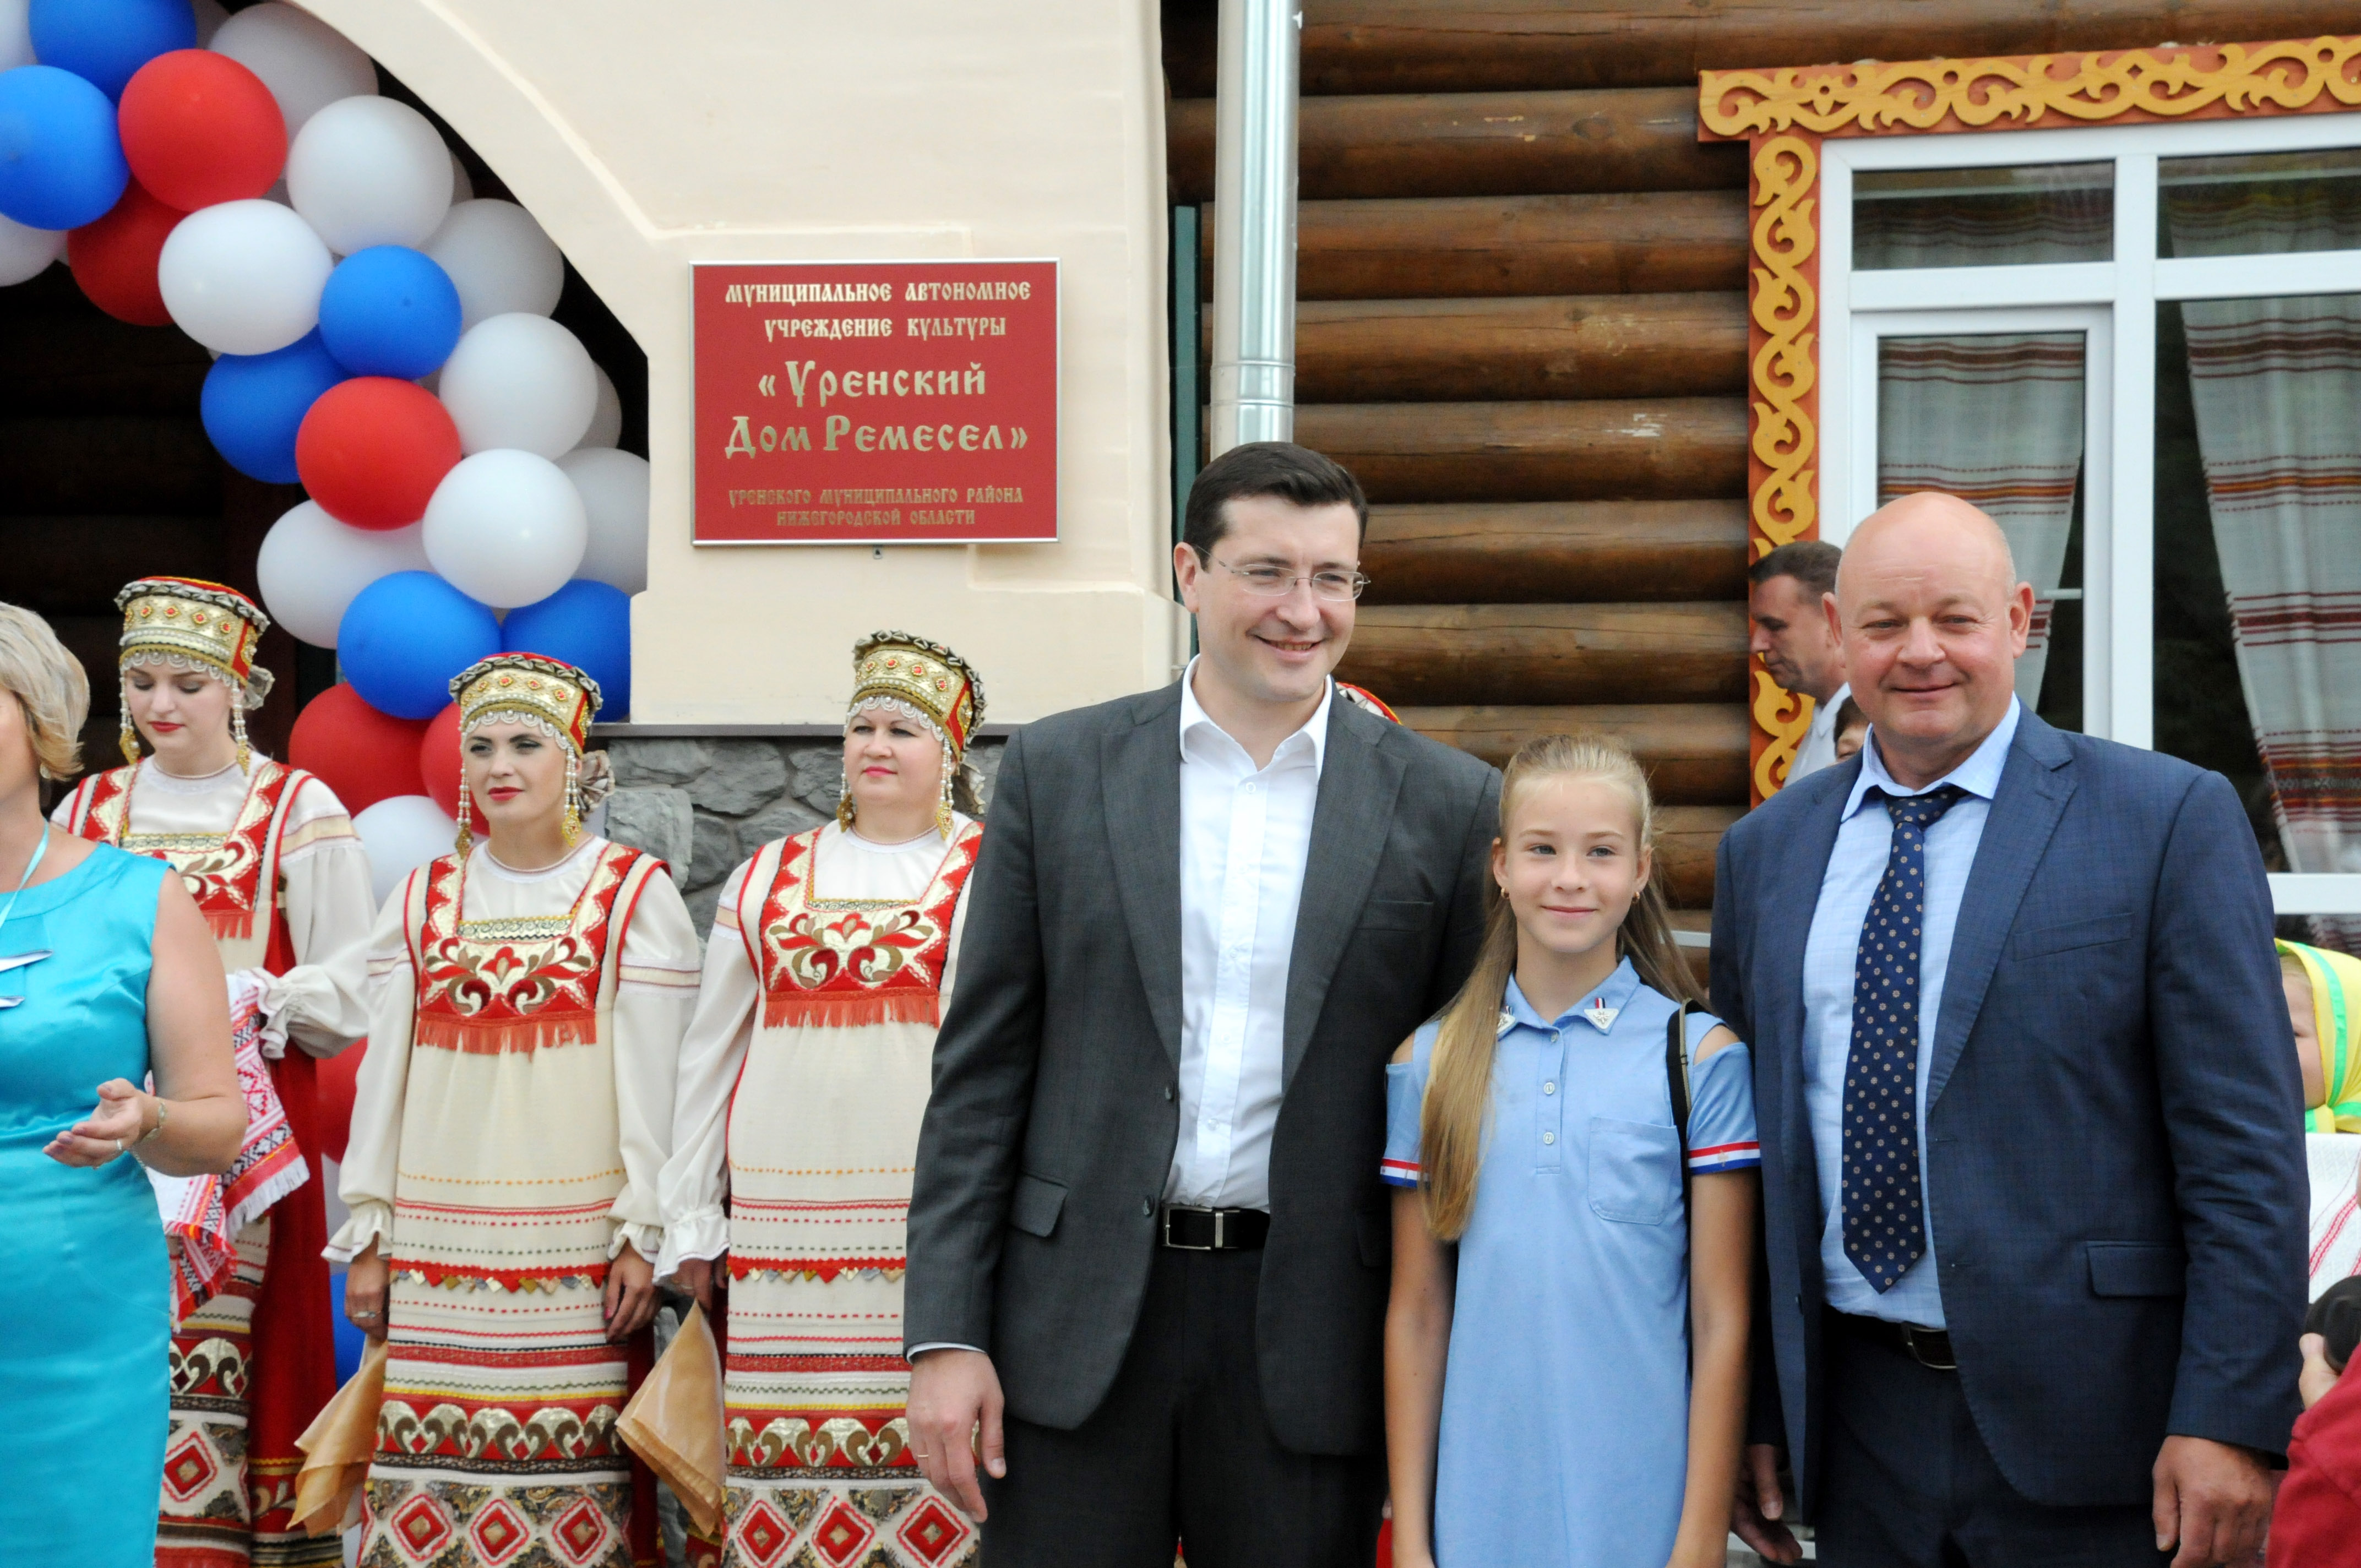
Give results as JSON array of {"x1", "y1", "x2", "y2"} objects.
[
  {"x1": 1701, "y1": 35, "x2": 2361, "y2": 140},
  {"x1": 1752, "y1": 674, "x2": 1815, "y2": 801},
  {"x1": 1749, "y1": 134, "x2": 1818, "y2": 557}
]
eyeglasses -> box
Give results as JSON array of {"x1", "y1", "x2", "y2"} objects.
[{"x1": 1204, "y1": 554, "x2": 1370, "y2": 602}]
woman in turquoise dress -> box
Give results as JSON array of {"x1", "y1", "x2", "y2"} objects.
[{"x1": 0, "y1": 603, "x2": 247, "y2": 1566}]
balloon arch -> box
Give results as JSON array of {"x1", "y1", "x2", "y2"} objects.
[{"x1": 0, "y1": 0, "x2": 650, "y2": 890}]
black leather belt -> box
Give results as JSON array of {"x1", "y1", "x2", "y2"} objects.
[
  {"x1": 1159, "y1": 1204, "x2": 1270, "y2": 1251},
  {"x1": 1831, "y1": 1310, "x2": 1957, "y2": 1371}
]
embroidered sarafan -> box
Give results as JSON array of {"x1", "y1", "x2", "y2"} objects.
[
  {"x1": 748, "y1": 822, "x2": 981, "y2": 1028},
  {"x1": 411, "y1": 843, "x2": 652, "y2": 1055},
  {"x1": 64, "y1": 760, "x2": 307, "y2": 949}
]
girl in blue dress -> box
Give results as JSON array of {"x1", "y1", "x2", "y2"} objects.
[{"x1": 1383, "y1": 733, "x2": 1760, "y2": 1568}]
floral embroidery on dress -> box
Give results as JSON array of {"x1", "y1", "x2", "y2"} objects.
[
  {"x1": 411, "y1": 843, "x2": 650, "y2": 1055},
  {"x1": 68, "y1": 760, "x2": 304, "y2": 944},
  {"x1": 748, "y1": 824, "x2": 981, "y2": 1028}
]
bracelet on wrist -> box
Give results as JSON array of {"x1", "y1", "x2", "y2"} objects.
[{"x1": 135, "y1": 1097, "x2": 168, "y2": 1146}]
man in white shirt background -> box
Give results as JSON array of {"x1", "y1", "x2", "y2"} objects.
[
  {"x1": 904, "y1": 441, "x2": 1499, "y2": 1565},
  {"x1": 1750, "y1": 540, "x2": 1851, "y2": 780}
]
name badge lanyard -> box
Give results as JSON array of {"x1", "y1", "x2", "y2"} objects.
[{"x1": 0, "y1": 824, "x2": 55, "y2": 1008}]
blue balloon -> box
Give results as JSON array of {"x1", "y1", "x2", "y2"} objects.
[
  {"x1": 318, "y1": 247, "x2": 464, "y2": 382},
  {"x1": 28, "y1": 0, "x2": 196, "y2": 100},
  {"x1": 339, "y1": 571, "x2": 502, "y2": 721},
  {"x1": 504, "y1": 580, "x2": 632, "y2": 718},
  {"x1": 0, "y1": 66, "x2": 127, "y2": 230},
  {"x1": 202, "y1": 331, "x2": 348, "y2": 484}
]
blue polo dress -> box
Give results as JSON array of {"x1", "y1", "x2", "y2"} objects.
[{"x1": 1383, "y1": 960, "x2": 1760, "y2": 1567}]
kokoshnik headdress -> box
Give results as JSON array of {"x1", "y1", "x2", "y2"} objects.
[
  {"x1": 116, "y1": 577, "x2": 275, "y2": 772},
  {"x1": 841, "y1": 630, "x2": 986, "y2": 839},
  {"x1": 448, "y1": 652, "x2": 606, "y2": 855}
]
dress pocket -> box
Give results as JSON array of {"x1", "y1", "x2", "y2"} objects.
[{"x1": 1586, "y1": 1117, "x2": 1682, "y2": 1226}]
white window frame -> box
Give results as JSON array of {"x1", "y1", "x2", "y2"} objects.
[{"x1": 1817, "y1": 112, "x2": 2361, "y2": 920}]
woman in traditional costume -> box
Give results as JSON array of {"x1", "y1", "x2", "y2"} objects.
[
  {"x1": 50, "y1": 576, "x2": 373, "y2": 1568},
  {"x1": 661, "y1": 631, "x2": 987, "y2": 1568},
  {"x1": 0, "y1": 601, "x2": 248, "y2": 1567},
  {"x1": 333, "y1": 652, "x2": 701, "y2": 1566}
]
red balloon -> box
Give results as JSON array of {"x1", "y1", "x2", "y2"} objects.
[
  {"x1": 315, "y1": 1038, "x2": 365, "y2": 1164},
  {"x1": 67, "y1": 180, "x2": 179, "y2": 326},
  {"x1": 289, "y1": 683, "x2": 429, "y2": 816},
  {"x1": 418, "y1": 703, "x2": 487, "y2": 831},
  {"x1": 118, "y1": 50, "x2": 285, "y2": 211},
  {"x1": 296, "y1": 378, "x2": 463, "y2": 531}
]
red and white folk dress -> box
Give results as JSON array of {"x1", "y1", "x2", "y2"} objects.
[
  {"x1": 55, "y1": 756, "x2": 373, "y2": 1568},
  {"x1": 330, "y1": 837, "x2": 702, "y2": 1568},
  {"x1": 660, "y1": 816, "x2": 982, "y2": 1568}
]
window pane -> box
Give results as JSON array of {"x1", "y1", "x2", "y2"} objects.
[
  {"x1": 1854, "y1": 162, "x2": 2113, "y2": 269},
  {"x1": 1876, "y1": 331, "x2": 2084, "y2": 731},
  {"x1": 2160, "y1": 147, "x2": 2361, "y2": 258},
  {"x1": 2155, "y1": 294, "x2": 2361, "y2": 951}
]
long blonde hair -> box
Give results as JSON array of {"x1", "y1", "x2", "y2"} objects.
[{"x1": 1419, "y1": 733, "x2": 1700, "y2": 1239}]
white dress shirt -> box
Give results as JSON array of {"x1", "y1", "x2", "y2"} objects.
[
  {"x1": 1788, "y1": 682, "x2": 1853, "y2": 781},
  {"x1": 1166, "y1": 660, "x2": 1330, "y2": 1211},
  {"x1": 1801, "y1": 699, "x2": 2020, "y2": 1327}
]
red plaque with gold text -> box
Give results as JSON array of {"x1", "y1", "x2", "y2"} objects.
[{"x1": 693, "y1": 259, "x2": 1058, "y2": 544}]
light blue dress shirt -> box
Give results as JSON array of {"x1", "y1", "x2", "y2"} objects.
[{"x1": 1802, "y1": 698, "x2": 2021, "y2": 1327}]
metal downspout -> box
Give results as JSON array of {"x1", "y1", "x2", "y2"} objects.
[{"x1": 1206, "y1": 0, "x2": 1298, "y2": 458}]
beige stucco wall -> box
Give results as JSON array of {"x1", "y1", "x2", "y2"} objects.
[{"x1": 301, "y1": 0, "x2": 1181, "y2": 724}]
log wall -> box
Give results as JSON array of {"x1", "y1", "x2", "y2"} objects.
[{"x1": 1162, "y1": 0, "x2": 2353, "y2": 926}]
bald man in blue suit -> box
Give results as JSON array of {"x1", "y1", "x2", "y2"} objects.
[{"x1": 1715, "y1": 493, "x2": 2305, "y2": 1567}]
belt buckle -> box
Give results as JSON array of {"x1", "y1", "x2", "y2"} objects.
[
  {"x1": 1162, "y1": 1204, "x2": 1217, "y2": 1251},
  {"x1": 1903, "y1": 1325, "x2": 1956, "y2": 1372}
]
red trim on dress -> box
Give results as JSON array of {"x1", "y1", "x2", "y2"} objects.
[{"x1": 748, "y1": 822, "x2": 981, "y2": 1028}]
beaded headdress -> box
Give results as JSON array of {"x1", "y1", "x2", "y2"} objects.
[
  {"x1": 842, "y1": 630, "x2": 986, "y2": 837},
  {"x1": 449, "y1": 652, "x2": 604, "y2": 853},
  {"x1": 115, "y1": 576, "x2": 274, "y2": 770}
]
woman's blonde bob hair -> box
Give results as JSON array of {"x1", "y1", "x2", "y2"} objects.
[{"x1": 0, "y1": 602, "x2": 91, "y2": 781}]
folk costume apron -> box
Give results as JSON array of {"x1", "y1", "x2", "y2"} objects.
[
  {"x1": 714, "y1": 820, "x2": 982, "y2": 1568},
  {"x1": 62, "y1": 759, "x2": 342, "y2": 1568},
  {"x1": 358, "y1": 841, "x2": 673, "y2": 1568}
]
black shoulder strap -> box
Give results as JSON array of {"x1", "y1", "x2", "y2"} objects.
[{"x1": 1666, "y1": 1001, "x2": 1693, "y2": 1218}]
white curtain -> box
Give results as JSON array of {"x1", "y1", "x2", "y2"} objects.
[
  {"x1": 2168, "y1": 176, "x2": 2361, "y2": 952},
  {"x1": 1878, "y1": 333, "x2": 2087, "y2": 709}
]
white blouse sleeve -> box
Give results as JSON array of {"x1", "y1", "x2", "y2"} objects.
[
  {"x1": 655, "y1": 858, "x2": 761, "y2": 1280},
  {"x1": 607, "y1": 865, "x2": 705, "y2": 1265},
  {"x1": 263, "y1": 778, "x2": 377, "y2": 1058},
  {"x1": 327, "y1": 870, "x2": 423, "y2": 1262}
]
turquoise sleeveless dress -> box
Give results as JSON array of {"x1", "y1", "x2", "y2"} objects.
[{"x1": 0, "y1": 843, "x2": 172, "y2": 1566}]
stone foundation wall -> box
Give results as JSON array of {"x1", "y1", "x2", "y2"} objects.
[{"x1": 600, "y1": 734, "x2": 1005, "y2": 933}]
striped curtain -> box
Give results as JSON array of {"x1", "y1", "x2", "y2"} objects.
[
  {"x1": 2168, "y1": 178, "x2": 2361, "y2": 952},
  {"x1": 1877, "y1": 332, "x2": 2087, "y2": 709}
]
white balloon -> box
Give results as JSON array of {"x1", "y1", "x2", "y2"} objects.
[
  {"x1": 448, "y1": 148, "x2": 472, "y2": 206},
  {"x1": 287, "y1": 96, "x2": 451, "y2": 255},
  {"x1": 0, "y1": 212, "x2": 63, "y2": 286},
  {"x1": 575, "y1": 363, "x2": 622, "y2": 450},
  {"x1": 557, "y1": 448, "x2": 650, "y2": 595},
  {"x1": 423, "y1": 450, "x2": 588, "y2": 608},
  {"x1": 255, "y1": 503, "x2": 429, "y2": 647},
  {"x1": 422, "y1": 200, "x2": 563, "y2": 328},
  {"x1": 354, "y1": 794, "x2": 459, "y2": 907},
  {"x1": 189, "y1": 0, "x2": 229, "y2": 46},
  {"x1": 0, "y1": 0, "x2": 29, "y2": 73},
  {"x1": 157, "y1": 199, "x2": 333, "y2": 355},
  {"x1": 209, "y1": 3, "x2": 377, "y2": 137},
  {"x1": 438, "y1": 313, "x2": 596, "y2": 458}
]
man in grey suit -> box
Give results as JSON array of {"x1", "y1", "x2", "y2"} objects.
[
  {"x1": 1718, "y1": 493, "x2": 2303, "y2": 1567},
  {"x1": 903, "y1": 441, "x2": 1499, "y2": 1565}
]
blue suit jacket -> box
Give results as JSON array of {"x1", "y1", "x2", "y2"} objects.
[{"x1": 1711, "y1": 710, "x2": 2306, "y2": 1509}]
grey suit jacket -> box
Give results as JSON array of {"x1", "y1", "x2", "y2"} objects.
[{"x1": 905, "y1": 680, "x2": 1500, "y2": 1454}]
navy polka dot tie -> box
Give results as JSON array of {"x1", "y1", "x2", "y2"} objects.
[{"x1": 1842, "y1": 784, "x2": 1967, "y2": 1293}]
